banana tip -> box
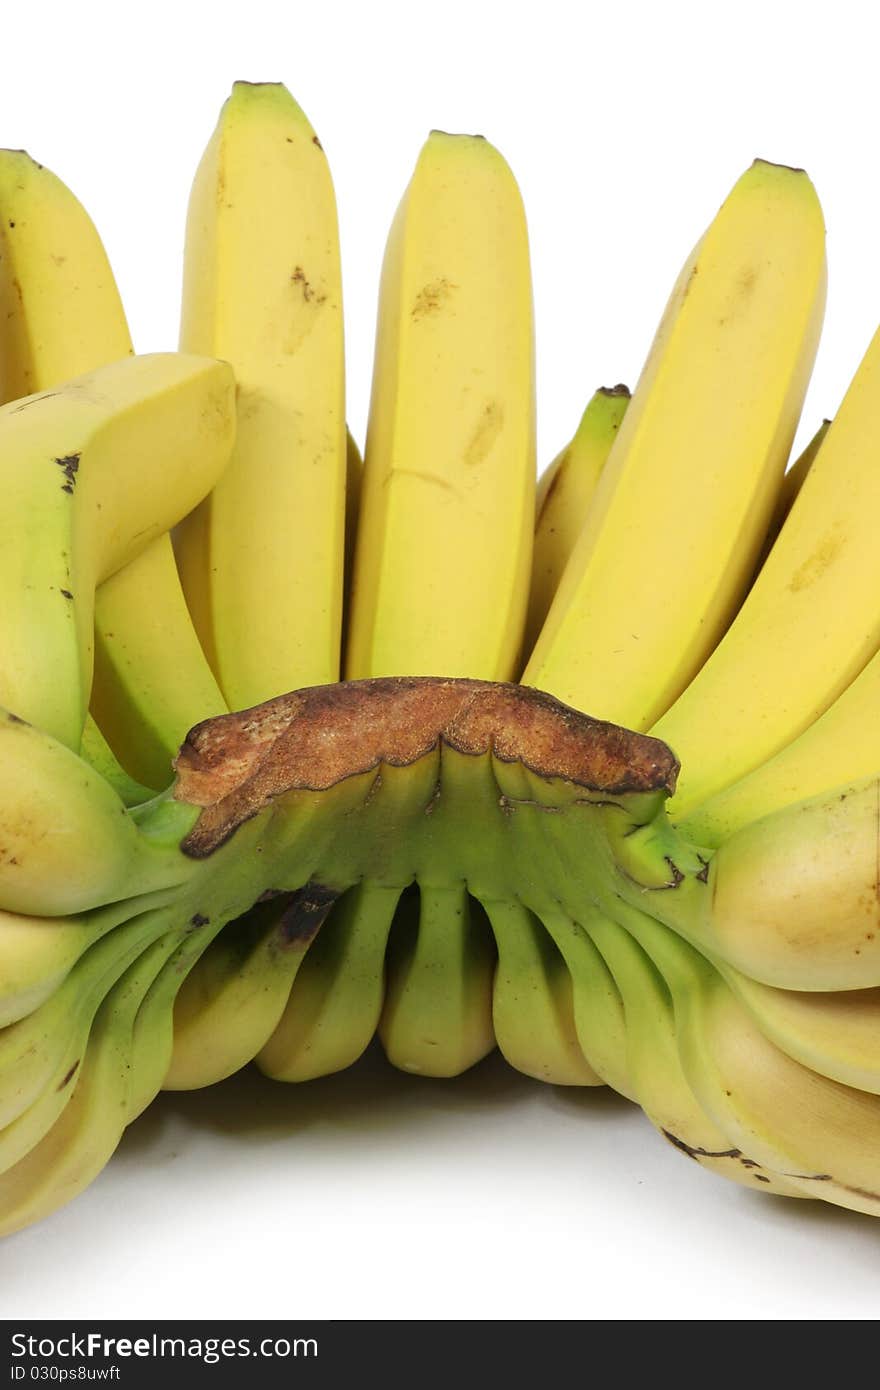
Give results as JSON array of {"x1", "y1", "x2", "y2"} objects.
[{"x1": 751, "y1": 155, "x2": 807, "y2": 176}]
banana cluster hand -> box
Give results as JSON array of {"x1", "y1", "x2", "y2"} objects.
[{"x1": 4, "y1": 81, "x2": 880, "y2": 1239}]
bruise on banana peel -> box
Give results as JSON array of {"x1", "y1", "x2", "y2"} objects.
[{"x1": 277, "y1": 881, "x2": 340, "y2": 945}]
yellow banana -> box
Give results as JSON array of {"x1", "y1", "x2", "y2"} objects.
[
  {"x1": 343, "y1": 429, "x2": 364, "y2": 614},
  {"x1": 618, "y1": 902, "x2": 880, "y2": 1216},
  {"x1": 540, "y1": 906, "x2": 636, "y2": 1099},
  {"x1": 0, "y1": 904, "x2": 175, "y2": 1154},
  {"x1": 687, "y1": 983, "x2": 880, "y2": 1216},
  {"x1": 0, "y1": 712, "x2": 191, "y2": 916},
  {"x1": 379, "y1": 884, "x2": 496, "y2": 1077},
  {"x1": 176, "y1": 80, "x2": 347, "y2": 707},
  {"x1": 253, "y1": 132, "x2": 534, "y2": 1083},
  {"x1": 127, "y1": 918, "x2": 221, "y2": 1119},
  {"x1": 486, "y1": 898, "x2": 603, "y2": 1085},
  {"x1": 257, "y1": 881, "x2": 401, "y2": 1083},
  {"x1": 524, "y1": 385, "x2": 630, "y2": 656},
  {"x1": 525, "y1": 160, "x2": 826, "y2": 729},
  {"x1": 0, "y1": 147, "x2": 226, "y2": 787},
  {"x1": 587, "y1": 912, "x2": 804, "y2": 1196},
  {"x1": 140, "y1": 80, "x2": 352, "y2": 1093},
  {"x1": 680, "y1": 639, "x2": 880, "y2": 846},
  {"x1": 656, "y1": 323, "x2": 880, "y2": 818},
  {"x1": 753, "y1": 417, "x2": 830, "y2": 570},
  {"x1": 164, "y1": 429, "x2": 364, "y2": 1082},
  {"x1": 0, "y1": 353, "x2": 234, "y2": 748},
  {"x1": 164, "y1": 888, "x2": 333, "y2": 1090},
  {"x1": 346, "y1": 130, "x2": 535, "y2": 681},
  {"x1": 0, "y1": 928, "x2": 181, "y2": 1236},
  {"x1": 79, "y1": 714, "x2": 154, "y2": 807},
  {"x1": 725, "y1": 968, "x2": 880, "y2": 1096},
  {"x1": 0, "y1": 150, "x2": 132, "y2": 396},
  {"x1": 92, "y1": 539, "x2": 227, "y2": 790},
  {"x1": 693, "y1": 774, "x2": 880, "y2": 990},
  {"x1": 0, "y1": 894, "x2": 163, "y2": 1029}
]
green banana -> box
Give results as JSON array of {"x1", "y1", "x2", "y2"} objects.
[
  {"x1": 379, "y1": 884, "x2": 496, "y2": 1078},
  {"x1": 486, "y1": 898, "x2": 603, "y2": 1086},
  {"x1": 257, "y1": 881, "x2": 401, "y2": 1084}
]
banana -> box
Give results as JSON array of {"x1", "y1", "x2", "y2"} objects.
[
  {"x1": 655, "y1": 323, "x2": 880, "y2": 819},
  {"x1": 0, "y1": 802, "x2": 277, "y2": 1230},
  {"x1": 125, "y1": 822, "x2": 295, "y2": 1117},
  {"x1": 133, "y1": 79, "x2": 350, "y2": 1092},
  {"x1": 690, "y1": 774, "x2": 880, "y2": 990},
  {"x1": 378, "y1": 883, "x2": 496, "y2": 1077},
  {"x1": 127, "y1": 908, "x2": 231, "y2": 1117},
  {"x1": 524, "y1": 385, "x2": 630, "y2": 655},
  {"x1": 0, "y1": 903, "x2": 175, "y2": 1164},
  {"x1": 485, "y1": 897, "x2": 603, "y2": 1085},
  {"x1": 345, "y1": 130, "x2": 535, "y2": 682},
  {"x1": 0, "y1": 928, "x2": 182, "y2": 1236},
  {"x1": 222, "y1": 123, "x2": 534, "y2": 1090},
  {"x1": 342, "y1": 429, "x2": 364, "y2": 643},
  {"x1": 525, "y1": 160, "x2": 826, "y2": 729},
  {"x1": 92, "y1": 538, "x2": 228, "y2": 790},
  {"x1": 724, "y1": 967, "x2": 880, "y2": 1096},
  {"x1": 0, "y1": 893, "x2": 165, "y2": 1029},
  {"x1": 602, "y1": 761, "x2": 880, "y2": 993},
  {"x1": 5, "y1": 111, "x2": 879, "y2": 1236},
  {"x1": 0, "y1": 913, "x2": 94, "y2": 1031},
  {"x1": 686, "y1": 982, "x2": 880, "y2": 1216},
  {"x1": 679, "y1": 642, "x2": 880, "y2": 846},
  {"x1": 586, "y1": 911, "x2": 804, "y2": 1195},
  {"x1": 0, "y1": 710, "x2": 192, "y2": 916},
  {"x1": 257, "y1": 880, "x2": 401, "y2": 1083},
  {"x1": 753, "y1": 417, "x2": 830, "y2": 570},
  {"x1": 0, "y1": 147, "x2": 227, "y2": 787},
  {"x1": 79, "y1": 714, "x2": 154, "y2": 807},
  {"x1": 176, "y1": 80, "x2": 347, "y2": 707},
  {"x1": 0, "y1": 353, "x2": 235, "y2": 748},
  {"x1": 539, "y1": 906, "x2": 636, "y2": 1100},
  {"x1": 0, "y1": 150, "x2": 132, "y2": 397},
  {"x1": 618, "y1": 903, "x2": 880, "y2": 1217},
  {"x1": 162, "y1": 678, "x2": 684, "y2": 1101},
  {"x1": 163, "y1": 888, "x2": 333, "y2": 1090}
]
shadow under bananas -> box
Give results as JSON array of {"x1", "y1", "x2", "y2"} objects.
[
  {"x1": 753, "y1": 1188, "x2": 880, "y2": 1237},
  {"x1": 117, "y1": 1043, "x2": 634, "y2": 1161},
  {"x1": 87, "y1": 1049, "x2": 880, "y2": 1245},
  {"x1": 550, "y1": 1082, "x2": 880, "y2": 1237}
]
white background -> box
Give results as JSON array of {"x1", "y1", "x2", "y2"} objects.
[{"x1": 3, "y1": 0, "x2": 880, "y2": 1322}]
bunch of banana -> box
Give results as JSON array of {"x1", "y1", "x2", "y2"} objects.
[{"x1": 4, "y1": 78, "x2": 880, "y2": 1238}]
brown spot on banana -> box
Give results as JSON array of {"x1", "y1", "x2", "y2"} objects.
[
  {"x1": 463, "y1": 400, "x2": 503, "y2": 468},
  {"x1": 56, "y1": 1060, "x2": 80, "y2": 1092},
  {"x1": 661, "y1": 1129, "x2": 743, "y2": 1162},
  {"x1": 411, "y1": 278, "x2": 457, "y2": 318}
]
